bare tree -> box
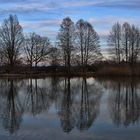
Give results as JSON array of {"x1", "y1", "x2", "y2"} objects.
[
  {"x1": 48, "y1": 47, "x2": 61, "y2": 66},
  {"x1": 129, "y1": 25, "x2": 140, "y2": 63},
  {"x1": 122, "y1": 22, "x2": 131, "y2": 62},
  {"x1": 108, "y1": 22, "x2": 122, "y2": 63},
  {"x1": 25, "y1": 33, "x2": 51, "y2": 67},
  {"x1": 134, "y1": 27, "x2": 140, "y2": 62},
  {"x1": 24, "y1": 33, "x2": 35, "y2": 67},
  {"x1": 75, "y1": 19, "x2": 85, "y2": 67},
  {"x1": 57, "y1": 17, "x2": 75, "y2": 73},
  {"x1": 108, "y1": 22, "x2": 140, "y2": 64},
  {"x1": 76, "y1": 19, "x2": 101, "y2": 70},
  {"x1": 0, "y1": 15, "x2": 24, "y2": 67}
]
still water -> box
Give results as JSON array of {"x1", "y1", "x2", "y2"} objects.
[{"x1": 0, "y1": 77, "x2": 140, "y2": 140}]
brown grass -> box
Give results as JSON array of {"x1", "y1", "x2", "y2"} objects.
[{"x1": 96, "y1": 65, "x2": 140, "y2": 76}]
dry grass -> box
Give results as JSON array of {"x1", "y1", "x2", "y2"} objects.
[{"x1": 96, "y1": 65, "x2": 140, "y2": 76}]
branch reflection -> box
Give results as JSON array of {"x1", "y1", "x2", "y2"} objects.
[
  {"x1": 2, "y1": 80, "x2": 24, "y2": 134},
  {"x1": 107, "y1": 79, "x2": 140, "y2": 127},
  {"x1": 59, "y1": 78, "x2": 102, "y2": 132}
]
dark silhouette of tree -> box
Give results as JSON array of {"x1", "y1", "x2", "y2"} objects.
[
  {"x1": 0, "y1": 15, "x2": 24, "y2": 67},
  {"x1": 108, "y1": 22, "x2": 122, "y2": 63},
  {"x1": 58, "y1": 17, "x2": 75, "y2": 73},
  {"x1": 24, "y1": 33, "x2": 35, "y2": 67},
  {"x1": 108, "y1": 22, "x2": 140, "y2": 63},
  {"x1": 25, "y1": 33, "x2": 51, "y2": 67},
  {"x1": 122, "y1": 22, "x2": 131, "y2": 62},
  {"x1": 134, "y1": 27, "x2": 140, "y2": 62},
  {"x1": 48, "y1": 47, "x2": 61, "y2": 66},
  {"x1": 76, "y1": 19, "x2": 101, "y2": 70},
  {"x1": 129, "y1": 25, "x2": 140, "y2": 63},
  {"x1": 76, "y1": 19, "x2": 85, "y2": 68}
]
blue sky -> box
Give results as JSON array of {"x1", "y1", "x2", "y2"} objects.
[{"x1": 0, "y1": 0, "x2": 140, "y2": 54}]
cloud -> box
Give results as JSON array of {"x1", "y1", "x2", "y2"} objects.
[
  {"x1": 0, "y1": 0, "x2": 26, "y2": 3},
  {"x1": 88, "y1": 16, "x2": 140, "y2": 42},
  {"x1": 0, "y1": 3, "x2": 56, "y2": 14},
  {"x1": 0, "y1": 0, "x2": 139, "y2": 46},
  {"x1": 89, "y1": 17, "x2": 140, "y2": 27},
  {"x1": 97, "y1": 0, "x2": 140, "y2": 10},
  {"x1": 0, "y1": 0, "x2": 139, "y2": 17},
  {"x1": 21, "y1": 19, "x2": 61, "y2": 40},
  {"x1": 63, "y1": 1, "x2": 101, "y2": 7},
  {"x1": 62, "y1": 0, "x2": 140, "y2": 10},
  {"x1": 0, "y1": 1, "x2": 61, "y2": 15},
  {"x1": 22, "y1": 19, "x2": 61, "y2": 29},
  {"x1": 98, "y1": 30, "x2": 109, "y2": 38},
  {"x1": 0, "y1": 0, "x2": 38, "y2": 3}
]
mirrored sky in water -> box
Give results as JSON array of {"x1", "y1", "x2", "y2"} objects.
[{"x1": 0, "y1": 77, "x2": 140, "y2": 140}]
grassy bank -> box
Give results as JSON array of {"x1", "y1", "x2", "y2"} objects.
[
  {"x1": 0, "y1": 65, "x2": 95, "y2": 78},
  {"x1": 95, "y1": 64, "x2": 140, "y2": 77},
  {"x1": 0, "y1": 64, "x2": 139, "y2": 78}
]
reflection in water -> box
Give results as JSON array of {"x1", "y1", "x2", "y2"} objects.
[
  {"x1": 59, "y1": 78, "x2": 75, "y2": 133},
  {"x1": 2, "y1": 80, "x2": 23, "y2": 134},
  {"x1": 49, "y1": 77, "x2": 61, "y2": 102},
  {"x1": 58, "y1": 78, "x2": 102, "y2": 132},
  {"x1": 0, "y1": 77, "x2": 140, "y2": 136},
  {"x1": 101, "y1": 78, "x2": 140, "y2": 127},
  {"x1": 24, "y1": 79, "x2": 50, "y2": 116},
  {"x1": 0, "y1": 78, "x2": 103, "y2": 134},
  {"x1": 76, "y1": 78, "x2": 101, "y2": 131}
]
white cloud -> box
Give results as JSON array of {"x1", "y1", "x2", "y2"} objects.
[
  {"x1": 89, "y1": 17, "x2": 140, "y2": 27},
  {"x1": 63, "y1": 1, "x2": 102, "y2": 7},
  {"x1": 22, "y1": 19, "x2": 61, "y2": 29}
]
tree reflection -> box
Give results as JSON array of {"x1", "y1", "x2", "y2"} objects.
[
  {"x1": 59, "y1": 78, "x2": 102, "y2": 132},
  {"x1": 24, "y1": 79, "x2": 50, "y2": 116},
  {"x1": 108, "y1": 79, "x2": 140, "y2": 127},
  {"x1": 75, "y1": 78, "x2": 102, "y2": 131},
  {"x1": 59, "y1": 78, "x2": 75, "y2": 133},
  {"x1": 49, "y1": 77, "x2": 61, "y2": 104},
  {"x1": 0, "y1": 77, "x2": 103, "y2": 134},
  {"x1": 2, "y1": 80, "x2": 23, "y2": 134}
]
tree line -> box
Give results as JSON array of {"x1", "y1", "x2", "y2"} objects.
[
  {"x1": 0, "y1": 15, "x2": 139, "y2": 71},
  {"x1": 108, "y1": 22, "x2": 140, "y2": 64},
  {"x1": 0, "y1": 15, "x2": 101, "y2": 70}
]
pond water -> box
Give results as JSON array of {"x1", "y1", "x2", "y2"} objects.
[{"x1": 0, "y1": 77, "x2": 140, "y2": 140}]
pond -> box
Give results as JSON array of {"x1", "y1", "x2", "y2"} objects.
[{"x1": 0, "y1": 77, "x2": 140, "y2": 140}]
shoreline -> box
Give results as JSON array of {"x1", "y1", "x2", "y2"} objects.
[
  {"x1": 0, "y1": 72, "x2": 139, "y2": 79},
  {"x1": 0, "y1": 72, "x2": 95, "y2": 78},
  {"x1": 0, "y1": 64, "x2": 140, "y2": 78}
]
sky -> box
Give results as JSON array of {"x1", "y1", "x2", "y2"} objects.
[{"x1": 0, "y1": 0, "x2": 140, "y2": 55}]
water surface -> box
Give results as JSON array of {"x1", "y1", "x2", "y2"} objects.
[{"x1": 0, "y1": 77, "x2": 140, "y2": 140}]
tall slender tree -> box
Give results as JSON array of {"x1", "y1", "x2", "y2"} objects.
[
  {"x1": 134, "y1": 27, "x2": 140, "y2": 62},
  {"x1": 76, "y1": 19, "x2": 101, "y2": 69},
  {"x1": 58, "y1": 17, "x2": 75, "y2": 73},
  {"x1": 0, "y1": 15, "x2": 24, "y2": 67},
  {"x1": 129, "y1": 25, "x2": 140, "y2": 63},
  {"x1": 108, "y1": 22, "x2": 122, "y2": 63},
  {"x1": 122, "y1": 22, "x2": 131, "y2": 62},
  {"x1": 108, "y1": 22, "x2": 140, "y2": 63}
]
